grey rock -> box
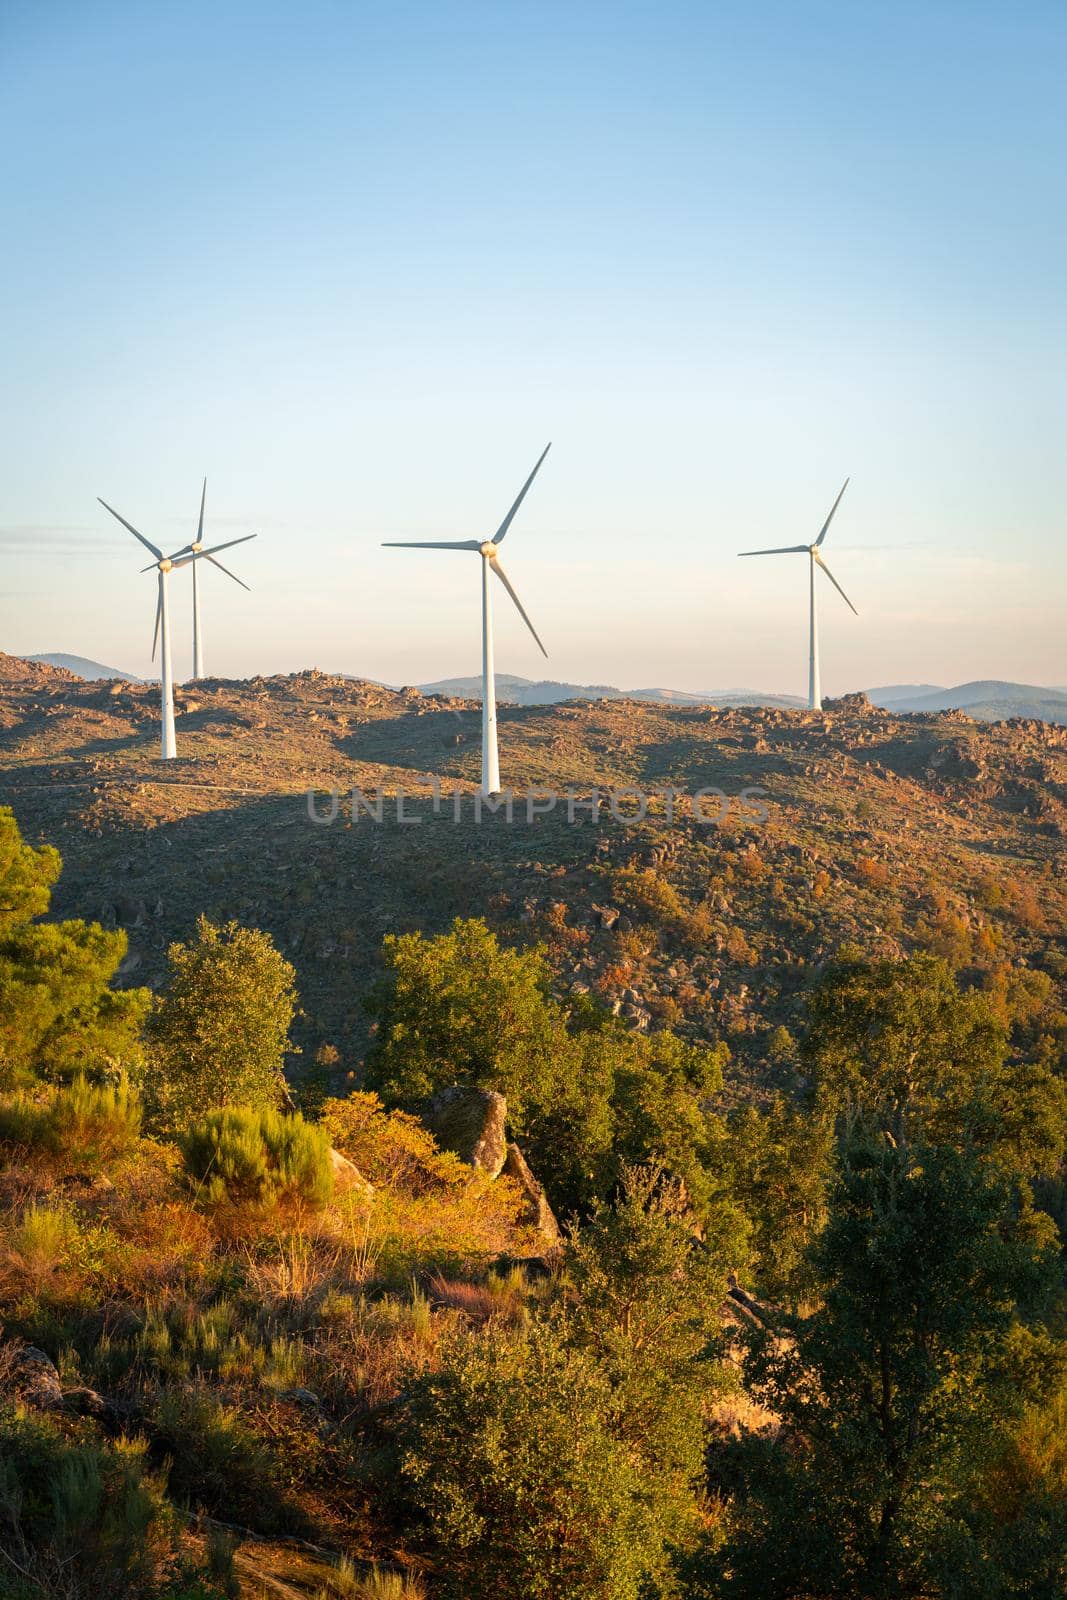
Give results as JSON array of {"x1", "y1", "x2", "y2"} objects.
[
  {"x1": 501, "y1": 1142, "x2": 561, "y2": 1248},
  {"x1": 12, "y1": 1346, "x2": 64, "y2": 1408},
  {"x1": 424, "y1": 1085, "x2": 508, "y2": 1178},
  {"x1": 278, "y1": 1386, "x2": 321, "y2": 1409}
]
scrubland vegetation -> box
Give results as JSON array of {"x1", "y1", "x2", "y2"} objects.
[{"x1": 0, "y1": 771, "x2": 1064, "y2": 1599}]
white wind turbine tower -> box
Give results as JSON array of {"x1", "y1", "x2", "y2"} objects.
[
  {"x1": 384, "y1": 443, "x2": 551, "y2": 795},
  {"x1": 98, "y1": 496, "x2": 255, "y2": 759},
  {"x1": 184, "y1": 478, "x2": 254, "y2": 679},
  {"x1": 738, "y1": 479, "x2": 858, "y2": 711}
]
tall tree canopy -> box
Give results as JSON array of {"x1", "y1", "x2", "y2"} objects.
[
  {"x1": 366, "y1": 916, "x2": 732, "y2": 1218},
  {"x1": 146, "y1": 916, "x2": 298, "y2": 1133},
  {"x1": 701, "y1": 1134, "x2": 1059, "y2": 1599},
  {"x1": 804, "y1": 953, "x2": 1067, "y2": 1180},
  {"x1": 0, "y1": 807, "x2": 147, "y2": 1088}
]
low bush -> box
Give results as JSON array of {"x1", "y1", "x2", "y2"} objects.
[
  {"x1": 0, "y1": 1074, "x2": 141, "y2": 1170},
  {"x1": 313, "y1": 1562, "x2": 427, "y2": 1599},
  {"x1": 0, "y1": 1402, "x2": 220, "y2": 1598},
  {"x1": 180, "y1": 1106, "x2": 334, "y2": 1210},
  {"x1": 391, "y1": 1322, "x2": 661, "y2": 1600},
  {"x1": 153, "y1": 1386, "x2": 298, "y2": 1534},
  {"x1": 321, "y1": 1092, "x2": 468, "y2": 1194},
  {"x1": 4, "y1": 1202, "x2": 79, "y2": 1289}
]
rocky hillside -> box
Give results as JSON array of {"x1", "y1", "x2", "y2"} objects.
[{"x1": 1, "y1": 653, "x2": 1063, "y2": 1094}]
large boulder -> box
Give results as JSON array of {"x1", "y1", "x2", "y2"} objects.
[
  {"x1": 501, "y1": 1142, "x2": 561, "y2": 1249},
  {"x1": 423, "y1": 1086, "x2": 508, "y2": 1178},
  {"x1": 328, "y1": 1146, "x2": 374, "y2": 1197},
  {"x1": 8, "y1": 1345, "x2": 130, "y2": 1423},
  {"x1": 11, "y1": 1346, "x2": 64, "y2": 1408}
]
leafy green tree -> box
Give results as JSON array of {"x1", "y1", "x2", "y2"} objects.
[
  {"x1": 146, "y1": 917, "x2": 297, "y2": 1133},
  {"x1": 703, "y1": 1134, "x2": 1059, "y2": 1599},
  {"x1": 713, "y1": 1096, "x2": 834, "y2": 1301},
  {"x1": 608, "y1": 1032, "x2": 730, "y2": 1218},
  {"x1": 930, "y1": 1339, "x2": 1067, "y2": 1599},
  {"x1": 0, "y1": 919, "x2": 149, "y2": 1089},
  {"x1": 0, "y1": 805, "x2": 60, "y2": 929},
  {"x1": 560, "y1": 1167, "x2": 741, "y2": 1566},
  {"x1": 0, "y1": 810, "x2": 148, "y2": 1090},
  {"x1": 393, "y1": 1321, "x2": 664, "y2": 1600},
  {"x1": 804, "y1": 954, "x2": 1067, "y2": 1180},
  {"x1": 366, "y1": 916, "x2": 577, "y2": 1120},
  {"x1": 367, "y1": 917, "x2": 735, "y2": 1222}
]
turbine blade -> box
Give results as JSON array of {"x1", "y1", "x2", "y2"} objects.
[
  {"x1": 172, "y1": 533, "x2": 257, "y2": 567},
  {"x1": 490, "y1": 554, "x2": 547, "y2": 657},
  {"x1": 206, "y1": 554, "x2": 250, "y2": 590},
  {"x1": 151, "y1": 588, "x2": 162, "y2": 661},
  {"x1": 814, "y1": 552, "x2": 858, "y2": 614},
  {"x1": 737, "y1": 544, "x2": 809, "y2": 556},
  {"x1": 98, "y1": 497, "x2": 163, "y2": 560},
  {"x1": 814, "y1": 478, "x2": 850, "y2": 546},
  {"x1": 492, "y1": 441, "x2": 551, "y2": 544},
  {"x1": 198, "y1": 533, "x2": 256, "y2": 559},
  {"x1": 196, "y1": 478, "x2": 207, "y2": 544},
  {"x1": 381, "y1": 539, "x2": 482, "y2": 550}
]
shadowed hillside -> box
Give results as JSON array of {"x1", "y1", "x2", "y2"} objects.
[{"x1": 2, "y1": 653, "x2": 1063, "y2": 1098}]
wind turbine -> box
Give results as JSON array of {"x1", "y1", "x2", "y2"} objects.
[
  {"x1": 738, "y1": 479, "x2": 858, "y2": 711},
  {"x1": 384, "y1": 443, "x2": 551, "y2": 795},
  {"x1": 183, "y1": 479, "x2": 254, "y2": 679},
  {"x1": 98, "y1": 496, "x2": 255, "y2": 759}
]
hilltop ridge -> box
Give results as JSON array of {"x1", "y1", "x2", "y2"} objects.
[{"x1": 1, "y1": 651, "x2": 1062, "y2": 1094}]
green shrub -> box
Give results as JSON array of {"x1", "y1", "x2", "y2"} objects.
[
  {"x1": 6, "y1": 1202, "x2": 78, "y2": 1284},
  {"x1": 0, "y1": 1401, "x2": 202, "y2": 1596},
  {"x1": 0, "y1": 1075, "x2": 141, "y2": 1170},
  {"x1": 0, "y1": 1092, "x2": 45, "y2": 1149},
  {"x1": 181, "y1": 1105, "x2": 334, "y2": 1209},
  {"x1": 392, "y1": 1322, "x2": 664, "y2": 1599},
  {"x1": 51, "y1": 1074, "x2": 141, "y2": 1163},
  {"x1": 153, "y1": 1387, "x2": 297, "y2": 1534}
]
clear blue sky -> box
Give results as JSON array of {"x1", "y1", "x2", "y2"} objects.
[{"x1": 2, "y1": 0, "x2": 1064, "y2": 693}]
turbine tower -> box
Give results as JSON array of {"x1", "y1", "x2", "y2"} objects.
[
  {"x1": 738, "y1": 479, "x2": 858, "y2": 711},
  {"x1": 185, "y1": 478, "x2": 254, "y2": 679},
  {"x1": 384, "y1": 443, "x2": 551, "y2": 795},
  {"x1": 98, "y1": 496, "x2": 254, "y2": 759}
]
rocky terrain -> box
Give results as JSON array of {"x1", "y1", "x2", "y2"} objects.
[{"x1": 2, "y1": 652, "x2": 1064, "y2": 1095}]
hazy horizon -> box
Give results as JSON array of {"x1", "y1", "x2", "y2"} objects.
[{"x1": 3, "y1": 1, "x2": 1065, "y2": 696}]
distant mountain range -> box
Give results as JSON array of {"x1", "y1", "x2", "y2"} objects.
[
  {"x1": 415, "y1": 674, "x2": 807, "y2": 709},
  {"x1": 28, "y1": 653, "x2": 140, "y2": 682},
  {"x1": 418, "y1": 674, "x2": 1067, "y2": 724},
  {"x1": 866, "y1": 680, "x2": 1067, "y2": 723},
  {"x1": 24, "y1": 656, "x2": 1067, "y2": 724}
]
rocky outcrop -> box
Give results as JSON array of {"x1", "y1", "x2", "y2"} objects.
[
  {"x1": 501, "y1": 1142, "x2": 561, "y2": 1249},
  {"x1": 328, "y1": 1146, "x2": 374, "y2": 1197},
  {"x1": 418, "y1": 1090, "x2": 560, "y2": 1253},
  {"x1": 423, "y1": 1086, "x2": 508, "y2": 1179},
  {"x1": 9, "y1": 1345, "x2": 132, "y2": 1424}
]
